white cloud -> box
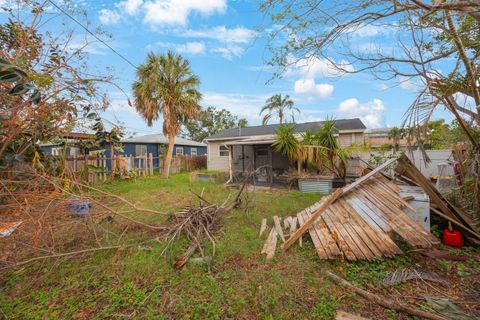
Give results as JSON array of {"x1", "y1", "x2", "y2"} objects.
[
  {"x1": 146, "y1": 41, "x2": 205, "y2": 55},
  {"x1": 202, "y1": 92, "x2": 271, "y2": 122},
  {"x1": 118, "y1": 0, "x2": 143, "y2": 15},
  {"x1": 99, "y1": 9, "x2": 121, "y2": 25},
  {"x1": 182, "y1": 26, "x2": 256, "y2": 44},
  {"x1": 143, "y1": 0, "x2": 226, "y2": 26},
  {"x1": 99, "y1": 0, "x2": 225, "y2": 26},
  {"x1": 294, "y1": 79, "x2": 334, "y2": 100},
  {"x1": 337, "y1": 98, "x2": 386, "y2": 128},
  {"x1": 286, "y1": 55, "x2": 354, "y2": 79},
  {"x1": 210, "y1": 45, "x2": 244, "y2": 60},
  {"x1": 351, "y1": 24, "x2": 394, "y2": 37}
]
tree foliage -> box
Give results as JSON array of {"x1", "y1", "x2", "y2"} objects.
[
  {"x1": 0, "y1": 1, "x2": 120, "y2": 170},
  {"x1": 272, "y1": 119, "x2": 348, "y2": 178},
  {"x1": 182, "y1": 106, "x2": 248, "y2": 142},
  {"x1": 132, "y1": 51, "x2": 201, "y2": 178},
  {"x1": 259, "y1": 94, "x2": 299, "y2": 125}
]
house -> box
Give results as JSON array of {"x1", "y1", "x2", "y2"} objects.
[
  {"x1": 39, "y1": 132, "x2": 96, "y2": 157},
  {"x1": 105, "y1": 134, "x2": 207, "y2": 168},
  {"x1": 205, "y1": 118, "x2": 366, "y2": 184},
  {"x1": 365, "y1": 128, "x2": 412, "y2": 149}
]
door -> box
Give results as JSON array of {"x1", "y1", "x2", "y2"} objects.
[{"x1": 254, "y1": 145, "x2": 272, "y2": 184}]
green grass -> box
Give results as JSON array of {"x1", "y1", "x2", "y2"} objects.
[{"x1": 0, "y1": 172, "x2": 420, "y2": 319}]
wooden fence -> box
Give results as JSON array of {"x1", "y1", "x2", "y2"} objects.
[{"x1": 61, "y1": 154, "x2": 207, "y2": 183}]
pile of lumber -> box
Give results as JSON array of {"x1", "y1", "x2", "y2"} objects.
[{"x1": 261, "y1": 157, "x2": 441, "y2": 261}]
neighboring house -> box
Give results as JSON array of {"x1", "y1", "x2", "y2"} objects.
[
  {"x1": 365, "y1": 128, "x2": 412, "y2": 149},
  {"x1": 105, "y1": 134, "x2": 207, "y2": 168},
  {"x1": 205, "y1": 118, "x2": 366, "y2": 184},
  {"x1": 39, "y1": 132, "x2": 96, "y2": 157}
]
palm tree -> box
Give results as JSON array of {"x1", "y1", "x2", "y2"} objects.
[
  {"x1": 133, "y1": 51, "x2": 201, "y2": 178},
  {"x1": 388, "y1": 127, "x2": 402, "y2": 152},
  {"x1": 259, "y1": 94, "x2": 299, "y2": 125}
]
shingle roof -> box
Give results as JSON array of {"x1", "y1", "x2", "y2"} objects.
[
  {"x1": 206, "y1": 118, "x2": 366, "y2": 140},
  {"x1": 122, "y1": 134, "x2": 206, "y2": 147}
]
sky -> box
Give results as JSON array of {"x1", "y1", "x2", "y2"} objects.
[{"x1": 2, "y1": 0, "x2": 455, "y2": 136}]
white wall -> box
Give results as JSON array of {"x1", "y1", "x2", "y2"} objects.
[{"x1": 355, "y1": 149, "x2": 454, "y2": 178}]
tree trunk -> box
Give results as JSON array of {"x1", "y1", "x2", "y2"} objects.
[{"x1": 162, "y1": 135, "x2": 175, "y2": 178}]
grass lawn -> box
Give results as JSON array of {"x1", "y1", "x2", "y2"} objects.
[{"x1": 1, "y1": 172, "x2": 479, "y2": 319}]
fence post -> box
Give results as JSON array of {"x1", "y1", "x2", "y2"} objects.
[{"x1": 149, "y1": 153, "x2": 153, "y2": 176}]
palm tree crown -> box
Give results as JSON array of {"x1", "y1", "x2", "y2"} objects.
[
  {"x1": 259, "y1": 94, "x2": 299, "y2": 125},
  {"x1": 132, "y1": 51, "x2": 201, "y2": 177}
]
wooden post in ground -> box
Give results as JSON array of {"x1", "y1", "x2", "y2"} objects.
[{"x1": 149, "y1": 153, "x2": 153, "y2": 176}]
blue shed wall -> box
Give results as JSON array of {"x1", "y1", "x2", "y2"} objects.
[{"x1": 104, "y1": 143, "x2": 206, "y2": 169}]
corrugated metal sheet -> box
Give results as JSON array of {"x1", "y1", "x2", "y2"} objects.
[{"x1": 298, "y1": 179, "x2": 332, "y2": 194}]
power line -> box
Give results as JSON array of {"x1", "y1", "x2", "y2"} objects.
[{"x1": 47, "y1": 0, "x2": 137, "y2": 69}]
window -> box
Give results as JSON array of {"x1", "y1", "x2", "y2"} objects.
[
  {"x1": 176, "y1": 146, "x2": 184, "y2": 155},
  {"x1": 255, "y1": 147, "x2": 269, "y2": 156},
  {"x1": 135, "y1": 144, "x2": 147, "y2": 156},
  {"x1": 219, "y1": 145, "x2": 229, "y2": 157},
  {"x1": 191, "y1": 148, "x2": 197, "y2": 156}
]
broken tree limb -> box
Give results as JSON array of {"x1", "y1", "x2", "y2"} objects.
[
  {"x1": 325, "y1": 271, "x2": 448, "y2": 320},
  {"x1": 0, "y1": 245, "x2": 133, "y2": 271},
  {"x1": 281, "y1": 189, "x2": 342, "y2": 251},
  {"x1": 175, "y1": 243, "x2": 198, "y2": 269}
]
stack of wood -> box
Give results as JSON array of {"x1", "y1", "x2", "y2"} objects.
[{"x1": 261, "y1": 157, "x2": 442, "y2": 261}]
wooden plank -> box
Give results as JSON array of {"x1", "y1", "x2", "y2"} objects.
[
  {"x1": 273, "y1": 216, "x2": 285, "y2": 243},
  {"x1": 300, "y1": 212, "x2": 329, "y2": 259},
  {"x1": 326, "y1": 205, "x2": 369, "y2": 260},
  {"x1": 336, "y1": 310, "x2": 370, "y2": 320},
  {"x1": 315, "y1": 216, "x2": 342, "y2": 259},
  {"x1": 333, "y1": 201, "x2": 377, "y2": 260},
  {"x1": 264, "y1": 228, "x2": 278, "y2": 260},
  {"x1": 339, "y1": 201, "x2": 401, "y2": 257},
  {"x1": 339, "y1": 200, "x2": 402, "y2": 257},
  {"x1": 261, "y1": 228, "x2": 273, "y2": 254},
  {"x1": 282, "y1": 189, "x2": 342, "y2": 251},
  {"x1": 322, "y1": 209, "x2": 357, "y2": 260},
  {"x1": 342, "y1": 157, "x2": 398, "y2": 195},
  {"x1": 259, "y1": 218, "x2": 267, "y2": 237}
]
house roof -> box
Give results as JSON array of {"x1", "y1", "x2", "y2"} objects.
[
  {"x1": 365, "y1": 128, "x2": 390, "y2": 134},
  {"x1": 206, "y1": 118, "x2": 366, "y2": 141},
  {"x1": 121, "y1": 134, "x2": 207, "y2": 147}
]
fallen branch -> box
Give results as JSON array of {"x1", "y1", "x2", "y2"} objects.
[
  {"x1": 1, "y1": 245, "x2": 134, "y2": 271},
  {"x1": 325, "y1": 271, "x2": 448, "y2": 320}
]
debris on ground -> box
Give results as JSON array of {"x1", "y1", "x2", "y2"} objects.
[
  {"x1": 383, "y1": 268, "x2": 445, "y2": 286},
  {"x1": 335, "y1": 310, "x2": 370, "y2": 320},
  {"x1": 261, "y1": 160, "x2": 438, "y2": 261},
  {"x1": 162, "y1": 184, "x2": 246, "y2": 268},
  {"x1": 0, "y1": 221, "x2": 22, "y2": 238},
  {"x1": 421, "y1": 249, "x2": 468, "y2": 262}
]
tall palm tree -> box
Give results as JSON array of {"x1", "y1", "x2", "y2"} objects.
[
  {"x1": 133, "y1": 51, "x2": 201, "y2": 178},
  {"x1": 388, "y1": 127, "x2": 402, "y2": 152},
  {"x1": 259, "y1": 94, "x2": 299, "y2": 125}
]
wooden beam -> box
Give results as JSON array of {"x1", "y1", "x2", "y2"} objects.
[
  {"x1": 342, "y1": 157, "x2": 398, "y2": 195},
  {"x1": 281, "y1": 189, "x2": 342, "y2": 251}
]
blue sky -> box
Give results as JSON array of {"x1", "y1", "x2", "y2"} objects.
[{"x1": 2, "y1": 0, "x2": 455, "y2": 136}]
